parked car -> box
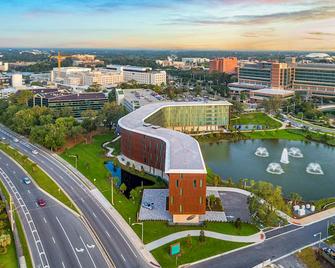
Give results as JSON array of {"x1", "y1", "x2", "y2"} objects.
[
  {"x1": 142, "y1": 202, "x2": 154, "y2": 210},
  {"x1": 13, "y1": 138, "x2": 19, "y2": 142},
  {"x1": 32, "y1": 150, "x2": 38, "y2": 155},
  {"x1": 37, "y1": 198, "x2": 46, "y2": 207},
  {"x1": 1, "y1": 137, "x2": 6, "y2": 140},
  {"x1": 22, "y1": 177, "x2": 31, "y2": 185}
]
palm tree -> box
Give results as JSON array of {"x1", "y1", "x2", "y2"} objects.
[{"x1": 290, "y1": 192, "x2": 302, "y2": 206}]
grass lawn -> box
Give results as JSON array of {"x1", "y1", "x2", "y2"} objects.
[
  {"x1": 60, "y1": 133, "x2": 259, "y2": 244},
  {"x1": 0, "y1": 142, "x2": 77, "y2": 214},
  {"x1": 0, "y1": 232, "x2": 18, "y2": 268},
  {"x1": 231, "y1": 112, "x2": 282, "y2": 129},
  {"x1": 241, "y1": 129, "x2": 307, "y2": 140},
  {"x1": 14, "y1": 211, "x2": 33, "y2": 268},
  {"x1": 151, "y1": 236, "x2": 250, "y2": 268}
]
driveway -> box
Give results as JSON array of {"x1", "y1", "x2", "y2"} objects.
[{"x1": 219, "y1": 191, "x2": 251, "y2": 222}]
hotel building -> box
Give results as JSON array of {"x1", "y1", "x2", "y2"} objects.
[
  {"x1": 209, "y1": 57, "x2": 238, "y2": 74},
  {"x1": 118, "y1": 101, "x2": 231, "y2": 223}
]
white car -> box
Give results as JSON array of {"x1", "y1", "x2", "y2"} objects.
[
  {"x1": 13, "y1": 138, "x2": 19, "y2": 142},
  {"x1": 1, "y1": 137, "x2": 6, "y2": 140},
  {"x1": 32, "y1": 150, "x2": 38, "y2": 155}
]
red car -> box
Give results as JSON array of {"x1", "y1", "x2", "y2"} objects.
[{"x1": 37, "y1": 198, "x2": 46, "y2": 207}]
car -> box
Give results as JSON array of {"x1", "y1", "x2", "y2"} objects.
[
  {"x1": 13, "y1": 138, "x2": 19, "y2": 142},
  {"x1": 142, "y1": 202, "x2": 154, "y2": 210},
  {"x1": 37, "y1": 198, "x2": 46, "y2": 207},
  {"x1": 1, "y1": 137, "x2": 6, "y2": 140},
  {"x1": 22, "y1": 177, "x2": 31, "y2": 185},
  {"x1": 32, "y1": 150, "x2": 38, "y2": 155}
]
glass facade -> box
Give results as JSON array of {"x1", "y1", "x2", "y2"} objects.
[
  {"x1": 295, "y1": 67, "x2": 335, "y2": 87},
  {"x1": 144, "y1": 105, "x2": 230, "y2": 128}
]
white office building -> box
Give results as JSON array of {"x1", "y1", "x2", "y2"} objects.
[
  {"x1": 107, "y1": 65, "x2": 166, "y2": 85},
  {"x1": 0, "y1": 62, "x2": 9, "y2": 72},
  {"x1": 11, "y1": 73, "x2": 23, "y2": 88}
]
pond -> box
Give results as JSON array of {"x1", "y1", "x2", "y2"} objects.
[
  {"x1": 200, "y1": 139, "x2": 335, "y2": 201},
  {"x1": 105, "y1": 161, "x2": 154, "y2": 198}
]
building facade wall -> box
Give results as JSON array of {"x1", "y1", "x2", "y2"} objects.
[
  {"x1": 209, "y1": 57, "x2": 237, "y2": 74},
  {"x1": 168, "y1": 173, "x2": 206, "y2": 215}
]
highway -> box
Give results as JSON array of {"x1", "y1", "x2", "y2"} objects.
[
  {"x1": 0, "y1": 150, "x2": 108, "y2": 268},
  {"x1": 0, "y1": 125, "x2": 156, "y2": 268},
  {"x1": 192, "y1": 218, "x2": 335, "y2": 268}
]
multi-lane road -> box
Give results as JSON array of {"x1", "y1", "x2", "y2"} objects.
[
  {"x1": 0, "y1": 150, "x2": 108, "y2": 268},
  {"x1": 0, "y1": 125, "x2": 157, "y2": 268}
]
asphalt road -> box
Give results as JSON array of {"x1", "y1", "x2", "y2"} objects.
[
  {"x1": 192, "y1": 218, "x2": 335, "y2": 268},
  {"x1": 0, "y1": 125, "x2": 153, "y2": 268},
  {"x1": 0, "y1": 150, "x2": 108, "y2": 268}
]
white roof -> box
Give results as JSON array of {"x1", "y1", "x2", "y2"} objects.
[{"x1": 118, "y1": 101, "x2": 231, "y2": 174}]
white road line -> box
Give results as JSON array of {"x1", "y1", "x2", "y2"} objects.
[
  {"x1": 43, "y1": 217, "x2": 47, "y2": 224},
  {"x1": 121, "y1": 254, "x2": 126, "y2": 262},
  {"x1": 80, "y1": 236, "x2": 97, "y2": 268},
  {"x1": 27, "y1": 190, "x2": 31, "y2": 194},
  {"x1": 52, "y1": 237, "x2": 56, "y2": 244},
  {"x1": 105, "y1": 231, "x2": 111, "y2": 238},
  {"x1": 92, "y1": 212, "x2": 97, "y2": 218},
  {"x1": 56, "y1": 217, "x2": 83, "y2": 268},
  {"x1": 62, "y1": 261, "x2": 66, "y2": 268}
]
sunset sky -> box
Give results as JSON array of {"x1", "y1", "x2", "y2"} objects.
[{"x1": 1, "y1": 0, "x2": 335, "y2": 50}]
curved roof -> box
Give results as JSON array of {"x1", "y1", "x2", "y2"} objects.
[
  {"x1": 118, "y1": 101, "x2": 231, "y2": 174},
  {"x1": 305, "y1": 53, "x2": 331, "y2": 58}
]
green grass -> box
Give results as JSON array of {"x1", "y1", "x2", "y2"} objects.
[
  {"x1": 151, "y1": 236, "x2": 250, "y2": 268},
  {"x1": 241, "y1": 129, "x2": 306, "y2": 140},
  {"x1": 231, "y1": 112, "x2": 282, "y2": 129},
  {"x1": 60, "y1": 133, "x2": 259, "y2": 244},
  {"x1": 0, "y1": 142, "x2": 77, "y2": 214},
  {"x1": 0, "y1": 232, "x2": 18, "y2": 268},
  {"x1": 14, "y1": 211, "x2": 33, "y2": 268}
]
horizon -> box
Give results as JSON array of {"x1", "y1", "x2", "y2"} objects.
[{"x1": 1, "y1": 0, "x2": 335, "y2": 51}]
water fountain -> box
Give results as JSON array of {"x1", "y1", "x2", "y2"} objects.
[
  {"x1": 288, "y1": 147, "x2": 303, "y2": 158},
  {"x1": 306, "y1": 163, "x2": 324, "y2": 175},
  {"x1": 266, "y1": 163, "x2": 285, "y2": 175},
  {"x1": 280, "y1": 148, "x2": 289, "y2": 164},
  {"x1": 255, "y1": 147, "x2": 269, "y2": 157}
]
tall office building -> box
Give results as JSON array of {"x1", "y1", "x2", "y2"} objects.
[{"x1": 209, "y1": 57, "x2": 238, "y2": 74}]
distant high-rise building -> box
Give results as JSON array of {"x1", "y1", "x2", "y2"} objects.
[{"x1": 209, "y1": 57, "x2": 238, "y2": 74}]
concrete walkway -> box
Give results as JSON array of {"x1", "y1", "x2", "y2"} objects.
[
  {"x1": 145, "y1": 230, "x2": 265, "y2": 251},
  {"x1": 290, "y1": 207, "x2": 335, "y2": 226}
]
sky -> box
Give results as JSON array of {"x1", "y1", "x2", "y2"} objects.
[{"x1": 0, "y1": 0, "x2": 335, "y2": 50}]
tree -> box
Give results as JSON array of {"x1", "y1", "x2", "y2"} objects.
[
  {"x1": 213, "y1": 175, "x2": 220, "y2": 187},
  {"x1": 186, "y1": 234, "x2": 192, "y2": 248},
  {"x1": 99, "y1": 102, "x2": 126, "y2": 130},
  {"x1": 130, "y1": 188, "x2": 140, "y2": 201},
  {"x1": 231, "y1": 101, "x2": 244, "y2": 116},
  {"x1": 120, "y1": 183, "x2": 127, "y2": 194},
  {"x1": 199, "y1": 230, "x2": 206, "y2": 243},
  {"x1": 12, "y1": 90, "x2": 33, "y2": 105},
  {"x1": 234, "y1": 218, "x2": 242, "y2": 230},
  {"x1": 86, "y1": 82, "x2": 102, "y2": 92},
  {"x1": 208, "y1": 194, "x2": 216, "y2": 210},
  {"x1": 328, "y1": 224, "x2": 335, "y2": 236},
  {"x1": 0, "y1": 234, "x2": 11, "y2": 253},
  {"x1": 290, "y1": 192, "x2": 302, "y2": 206}
]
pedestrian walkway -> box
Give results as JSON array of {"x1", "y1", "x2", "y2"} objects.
[
  {"x1": 145, "y1": 230, "x2": 265, "y2": 251},
  {"x1": 290, "y1": 207, "x2": 335, "y2": 226}
]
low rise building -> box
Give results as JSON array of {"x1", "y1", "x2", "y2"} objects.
[
  {"x1": 11, "y1": 73, "x2": 23, "y2": 88},
  {"x1": 29, "y1": 88, "x2": 107, "y2": 117},
  {"x1": 116, "y1": 88, "x2": 164, "y2": 112},
  {"x1": 249, "y1": 88, "x2": 295, "y2": 102},
  {"x1": 107, "y1": 65, "x2": 166, "y2": 85},
  {"x1": 0, "y1": 62, "x2": 9, "y2": 72}
]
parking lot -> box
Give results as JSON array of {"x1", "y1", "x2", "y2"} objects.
[{"x1": 219, "y1": 191, "x2": 251, "y2": 222}]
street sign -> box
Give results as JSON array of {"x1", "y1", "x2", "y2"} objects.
[{"x1": 170, "y1": 242, "x2": 181, "y2": 256}]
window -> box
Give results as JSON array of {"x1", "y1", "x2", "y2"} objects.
[
  {"x1": 200, "y1": 179, "x2": 203, "y2": 188},
  {"x1": 179, "y1": 204, "x2": 183, "y2": 213},
  {"x1": 176, "y1": 180, "x2": 179, "y2": 188},
  {"x1": 170, "y1": 196, "x2": 174, "y2": 204},
  {"x1": 193, "y1": 180, "x2": 197, "y2": 188},
  {"x1": 179, "y1": 188, "x2": 183, "y2": 196}
]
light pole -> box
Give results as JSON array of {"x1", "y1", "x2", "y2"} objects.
[
  {"x1": 313, "y1": 232, "x2": 322, "y2": 249},
  {"x1": 132, "y1": 222, "x2": 144, "y2": 242},
  {"x1": 69, "y1": 154, "x2": 78, "y2": 169}
]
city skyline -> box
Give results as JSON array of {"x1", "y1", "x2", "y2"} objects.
[{"x1": 1, "y1": 0, "x2": 335, "y2": 50}]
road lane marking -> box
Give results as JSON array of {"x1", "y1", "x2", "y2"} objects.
[
  {"x1": 105, "y1": 231, "x2": 111, "y2": 238},
  {"x1": 92, "y1": 212, "x2": 97, "y2": 218},
  {"x1": 56, "y1": 216, "x2": 83, "y2": 268},
  {"x1": 52, "y1": 237, "x2": 56, "y2": 244},
  {"x1": 121, "y1": 254, "x2": 126, "y2": 262},
  {"x1": 80, "y1": 236, "x2": 97, "y2": 268},
  {"x1": 43, "y1": 217, "x2": 47, "y2": 224},
  {"x1": 75, "y1": 248, "x2": 84, "y2": 253},
  {"x1": 27, "y1": 190, "x2": 31, "y2": 194}
]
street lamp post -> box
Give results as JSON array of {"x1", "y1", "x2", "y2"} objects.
[
  {"x1": 132, "y1": 222, "x2": 144, "y2": 242},
  {"x1": 313, "y1": 232, "x2": 322, "y2": 249},
  {"x1": 69, "y1": 154, "x2": 78, "y2": 169}
]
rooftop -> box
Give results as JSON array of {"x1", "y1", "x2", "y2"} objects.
[
  {"x1": 118, "y1": 101, "x2": 232, "y2": 174},
  {"x1": 251, "y1": 88, "x2": 295, "y2": 96}
]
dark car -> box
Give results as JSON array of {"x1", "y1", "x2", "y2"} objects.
[{"x1": 37, "y1": 198, "x2": 46, "y2": 207}]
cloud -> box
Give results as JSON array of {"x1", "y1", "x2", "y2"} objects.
[
  {"x1": 168, "y1": 5, "x2": 335, "y2": 26},
  {"x1": 308, "y1": 31, "x2": 335, "y2": 36}
]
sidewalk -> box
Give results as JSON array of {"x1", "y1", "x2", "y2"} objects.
[
  {"x1": 289, "y1": 207, "x2": 335, "y2": 226},
  {"x1": 145, "y1": 230, "x2": 265, "y2": 251}
]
